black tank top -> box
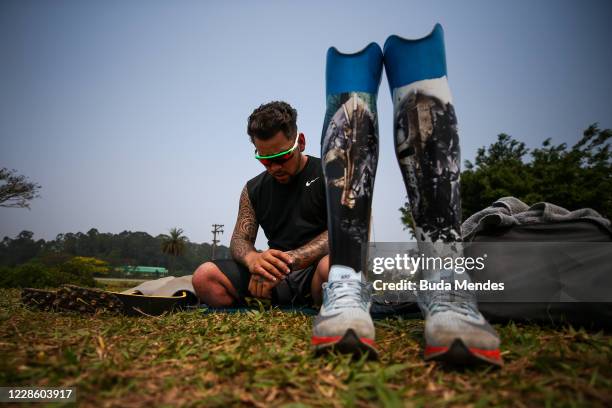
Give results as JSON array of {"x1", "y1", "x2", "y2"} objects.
[{"x1": 247, "y1": 155, "x2": 327, "y2": 251}]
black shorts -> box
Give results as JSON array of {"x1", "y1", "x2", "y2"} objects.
[{"x1": 212, "y1": 259, "x2": 317, "y2": 306}]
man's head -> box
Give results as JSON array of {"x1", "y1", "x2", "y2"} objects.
[{"x1": 248, "y1": 101, "x2": 306, "y2": 184}]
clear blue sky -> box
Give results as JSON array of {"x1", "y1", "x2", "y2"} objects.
[{"x1": 1, "y1": 0, "x2": 611, "y2": 249}]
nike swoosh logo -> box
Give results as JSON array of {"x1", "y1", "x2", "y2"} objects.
[{"x1": 305, "y1": 177, "x2": 319, "y2": 187}]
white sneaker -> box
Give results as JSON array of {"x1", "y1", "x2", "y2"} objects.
[{"x1": 311, "y1": 265, "x2": 377, "y2": 358}]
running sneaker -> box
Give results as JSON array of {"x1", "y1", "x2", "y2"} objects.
[
  {"x1": 418, "y1": 270, "x2": 503, "y2": 366},
  {"x1": 311, "y1": 265, "x2": 377, "y2": 358}
]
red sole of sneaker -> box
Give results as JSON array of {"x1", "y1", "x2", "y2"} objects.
[
  {"x1": 424, "y1": 339, "x2": 503, "y2": 367},
  {"x1": 312, "y1": 329, "x2": 378, "y2": 359}
]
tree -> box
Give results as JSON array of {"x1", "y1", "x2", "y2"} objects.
[
  {"x1": 460, "y1": 133, "x2": 535, "y2": 220},
  {"x1": 0, "y1": 168, "x2": 41, "y2": 209},
  {"x1": 0, "y1": 231, "x2": 45, "y2": 266},
  {"x1": 65, "y1": 256, "x2": 111, "y2": 276},
  {"x1": 398, "y1": 206, "x2": 416, "y2": 240},
  {"x1": 0, "y1": 228, "x2": 226, "y2": 272},
  {"x1": 399, "y1": 124, "x2": 611, "y2": 232},
  {"x1": 160, "y1": 228, "x2": 188, "y2": 275}
]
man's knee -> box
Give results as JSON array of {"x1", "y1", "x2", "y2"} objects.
[
  {"x1": 311, "y1": 255, "x2": 330, "y2": 305},
  {"x1": 315, "y1": 255, "x2": 330, "y2": 282},
  {"x1": 192, "y1": 262, "x2": 234, "y2": 306},
  {"x1": 193, "y1": 262, "x2": 217, "y2": 288}
]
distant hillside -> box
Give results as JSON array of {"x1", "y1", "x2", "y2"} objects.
[{"x1": 0, "y1": 229, "x2": 230, "y2": 275}]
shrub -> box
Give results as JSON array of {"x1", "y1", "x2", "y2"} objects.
[{"x1": 0, "y1": 258, "x2": 98, "y2": 288}]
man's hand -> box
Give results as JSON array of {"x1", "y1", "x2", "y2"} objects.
[
  {"x1": 245, "y1": 249, "x2": 293, "y2": 282},
  {"x1": 248, "y1": 275, "x2": 274, "y2": 299}
]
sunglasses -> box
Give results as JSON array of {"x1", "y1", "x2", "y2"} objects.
[{"x1": 254, "y1": 134, "x2": 300, "y2": 166}]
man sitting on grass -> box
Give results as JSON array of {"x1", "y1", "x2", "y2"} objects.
[{"x1": 192, "y1": 101, "x2": 330, "y2": 307}]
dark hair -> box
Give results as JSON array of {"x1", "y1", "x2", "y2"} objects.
[{"x1": 247, "y1": 101, "x2": 297, "y2": 143}]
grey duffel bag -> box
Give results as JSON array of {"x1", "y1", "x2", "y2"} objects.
[{"x1": 466, "y1": 220, "x2": 612, "y2": 329}]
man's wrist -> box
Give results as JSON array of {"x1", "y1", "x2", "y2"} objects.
[
  {"x1": 284, "y1": 250, "x2": 297, "y2": 267},
  {"x1": 243, "y1": 251, "x2": 258, "y2": 271}
]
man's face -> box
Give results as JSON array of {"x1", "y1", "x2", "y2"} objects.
[{"x1": 254, "y1": 131, "x2": 305, "y2": 184}]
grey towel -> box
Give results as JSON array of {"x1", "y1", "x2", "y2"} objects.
[
  {"x1": 462, "y1": 196, "x2": 612, "y2": 240},
  {"x1": 121, "y1": 275, "x2": 195, "y2": 298}
]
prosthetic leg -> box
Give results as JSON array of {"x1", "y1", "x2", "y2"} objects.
[
  {"x1": 384, "y1": 24, "x2": 502, "y2": 366},
  {"x1": 311, "y1": 43, "x2": 383, "y2": 358}
]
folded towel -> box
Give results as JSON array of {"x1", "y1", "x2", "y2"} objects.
[{"x1": 462, "y1": 196, "x2": 612, "y2": 240}]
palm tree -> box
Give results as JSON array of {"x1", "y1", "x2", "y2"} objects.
[{"x1": 160, "y1": 228, "x2": 188, "y2": 275}]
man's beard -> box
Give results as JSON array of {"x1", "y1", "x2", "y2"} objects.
[{"x1": 271, "y1": 171, "x2": 293, "y2": 184}]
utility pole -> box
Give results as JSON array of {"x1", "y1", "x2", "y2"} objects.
[{"x1": 211, "y1": 224, "x2": 224, "y2": 260}]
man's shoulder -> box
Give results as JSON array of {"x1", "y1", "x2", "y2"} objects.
[
  {"x1": 307, "y1": 155, "x2": 321, "y2": 164},
  {"x1": 305, "y1": 155, "x2": 322, "y2": 173},
  {"x1": 247, "y1": 169, "x2": 268, "y2": 187},
  {"x1": 245, "y1": 169, "x2": 269, "y2": 198}
]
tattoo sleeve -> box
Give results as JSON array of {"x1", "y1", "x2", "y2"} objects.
[
  {"x1": 230, "y1": 185, "x2": 259, "y2": 266},
  {"x1": 286, "y1": 230, "x2": 329, "y2": 270}
]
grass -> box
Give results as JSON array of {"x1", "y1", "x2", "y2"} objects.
[{"x1": 0, "y1": 283, "x2": 610, "y2": 407}]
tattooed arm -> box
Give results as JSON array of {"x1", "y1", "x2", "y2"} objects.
[
  {"x1": 229, "y1": 185, "x2": 259, "y2": 265},
  {"x1": 285, "y1": 230, "x2": 329, "y2": 270},
  {"x1": 230, "y1": 185, "x2": 292, "y2": 282}
]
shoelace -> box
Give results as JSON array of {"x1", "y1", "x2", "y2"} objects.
[
  {"x1": 323, "y1": 280, "x2": 369, "y2": 311},
  {"x1": 426, "y1": 288, "x2": 480, "y2": 318}
]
